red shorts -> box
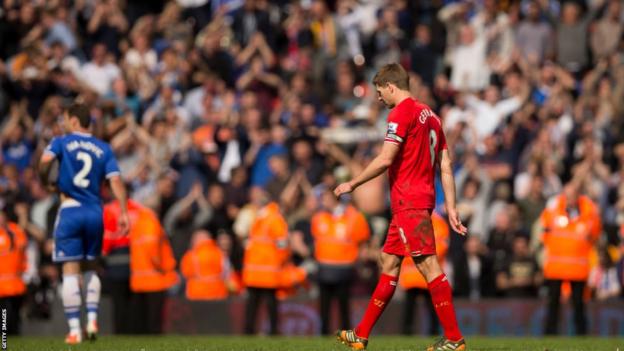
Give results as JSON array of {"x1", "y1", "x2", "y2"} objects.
[{"x1": 382, "y1": 209, "x2": 435, "y2": 257}]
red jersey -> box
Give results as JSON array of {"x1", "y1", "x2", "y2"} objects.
[{"x1": 384, "y1": 97, "x2": 447, "y2": 213}]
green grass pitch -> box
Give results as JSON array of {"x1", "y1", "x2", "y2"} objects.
[{"x1": 8, "y1": 336, "x2": 624, "y2": 351}]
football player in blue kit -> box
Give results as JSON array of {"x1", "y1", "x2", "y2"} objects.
[{"x1": 39, "y1": 102, "x2": 129, "y2": 344}]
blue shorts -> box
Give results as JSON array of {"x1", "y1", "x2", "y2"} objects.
[{"x1": 53, "y1": 200, "x2": 103, "y2": 262}]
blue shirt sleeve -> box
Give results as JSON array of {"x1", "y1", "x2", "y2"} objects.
[
  {"x1": 44, "y1": 137, "x2": 62, "y2": 158},
  {"x1": 104, "y1": 146, "x2": 121, "y2": 178}
]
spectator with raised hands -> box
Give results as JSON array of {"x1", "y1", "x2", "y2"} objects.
[
  {"x1": 86, "y1": 0, "x2": 128, "y2": 56},
  {"x1": 1, "y1": 101, "x2": 36, "y2": 173},
  {"x1": 553, "y1": 0, "x2": 605, "y2": 74},
  {"x1": 515, "y1": 0, "x2": 554, "y2": 64},
  {"x1": 590, "y1": 0, "x2": 623, "y2": 63}
]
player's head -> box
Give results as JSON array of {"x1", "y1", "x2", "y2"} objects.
[
  {"x1": 64, "y1": 102, "x2": 91, "y2": 132},
  {"x1": 372, "y1": 63, "x2": 410, "y2": 108}
]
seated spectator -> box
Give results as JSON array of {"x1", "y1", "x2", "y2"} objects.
[
  {"x1": 588, "y1": 248, "x2": 622, "y2": 301},
  {"x1": 496, "y1": 235, "x2": 541, "y2": 298},
  {"x1": 450, "y1": 236, "x2": 496, "y2": 299}
]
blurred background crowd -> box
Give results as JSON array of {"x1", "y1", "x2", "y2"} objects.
[{"x1": 2, "y1": 0, "x2": 624, "y2": 336}]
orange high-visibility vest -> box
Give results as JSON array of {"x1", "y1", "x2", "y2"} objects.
[
  {"x1": 541, "y1": 195, "x2": 601, "y2": 281},
  {"x1": 242, "y1": 202, "x2": 289, "y2": 289},
  {"x1": 0, "y1": 222, "x2": 27, "y2": 297},
  {"x1": 399, "y1": 212, "x2": 450, "y2": 290},
  {"x1": 119, "y1": 201, "x2": 178, "y2": 292},
  {"x1": 181, "y1": 239, "x2": 231, "y2": 300},
  {"x1": 276, "y1": 263, "x2": 308, "y2": 300},
  {"x1": 311, "y1": 205, "x2": 370, "y2": 266}
]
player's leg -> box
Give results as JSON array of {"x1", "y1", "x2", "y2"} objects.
[
  {"x1": 414, "y1": 254, "x2": 464, "y2": 350},
  {"x1": 54, "y1": 204, "x2": 85, "y2": 344},
  {"x1": 543, "y1": 279, "x2": 562, "y2": 335},
  {"x1": 82, "y1": 206, "x2": 104, "y2": 340},
  {"x1": 401, "y1": 288, "x2": 417, "y2": 335},
  {"x1": 337, "y1": 220, "x2": 403, "y2": 349},
  {"x1": 570, "y1": 280, "x2": 587, "y2": 335},
  {"x1": 356, "y1": 252, "x2": 401, "y2": 336},
  {"x1": 62, "y1": 262, "x2": 82, "y2": 343},
  {"x1": 82, "y1": 260, "x2": 101, "y2": 339}
]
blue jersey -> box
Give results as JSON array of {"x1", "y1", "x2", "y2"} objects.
[{"x1": 44, "y1": 132, "x2": 120, "y2": 206}]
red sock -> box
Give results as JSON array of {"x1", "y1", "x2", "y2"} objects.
[
  {"x1": 428, "y1": 274, "x2": 462, "y2": 341},
  {"x1": 354, "y1": 273, "x2": 397, "y2": 339}
]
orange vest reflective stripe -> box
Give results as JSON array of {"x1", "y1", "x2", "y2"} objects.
[
  {"x1": 541, "y1": 195, "x2": 601, "y2": 281},
  {"x1": 312, "y1": 205, "x2": 371, "y2": 266},
  {"x1": 242, "y1": 202, "x2": 289, "y2": 288},
  {"x1": 0, "y1": 222, "x2": 27, "y2": 297},
  {"x1": 399, "y1": 212, "x2": 449, "y2": 289},
  {"x1": 114, "y1": 201, "x2": 178, "y2": 292},
  {"x1": 181, "y1": 240, "x2": 229, "y2": 300}
]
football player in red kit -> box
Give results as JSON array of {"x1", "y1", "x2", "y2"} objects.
[{"x1": 334, "y1": 63, "x2": 468, "y2": 351}]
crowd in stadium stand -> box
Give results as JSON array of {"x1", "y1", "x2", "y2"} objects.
[{"x1": 2, "y1": 0, "x2": 624, "y2": 334}]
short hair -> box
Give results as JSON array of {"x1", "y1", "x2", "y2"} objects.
[
  {"x1": 66, "y1": 102, "x2": 91, "y2": 128},
  {"x1": 372, "y1": 63, "x2": 410, "y2": 91}
]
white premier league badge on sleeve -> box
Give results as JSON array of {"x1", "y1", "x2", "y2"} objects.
[{"x1": 387, "y1": 122, "x2": 398, "y2": 134}]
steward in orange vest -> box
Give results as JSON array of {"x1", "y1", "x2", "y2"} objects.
[
  {"x1": 0, "y1": 212, "x2": 27, "y2": 335},
  {"x1": 540, "y1": 183, "x2": 601, "y2": 336},
  {"x1": 103, "y1": 200, "x2": 132, "y2": 335},
  {"x1": 399, "y1": 211, "x2": 449, "y2": 335},
  {"x1": 181, "y1": 230, "x2": 240, "y2": 300},
  {"x1": 104, "y1": 199, "x2": 177, "y2": 334},
  {"x1": 242, "y1": 201, "x2": 289, "y2": 335},
  {"x1": 311, "y1": 189, "x2": 370, "y2": 335}
]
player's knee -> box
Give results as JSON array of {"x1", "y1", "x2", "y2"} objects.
[
  {"x1": 63, "y1": 261, "x2": 81, "y2": 275},
  {"x1": 379, "y1": 253, "x2": 401, "y2": 275},
  {"x1": 413, "y1": 254, "x2": 441, "y2": 280}
]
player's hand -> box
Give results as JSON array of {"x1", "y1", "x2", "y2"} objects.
[
  {"x1": 118, "y1": 212, "x2": 130, "y2": 236},
  {"x1": 333, "y1": 182, "x2": 354, "y2": 198},
  {"x1": 448, "y1": 208, "x2": 468, "y2": 236}
]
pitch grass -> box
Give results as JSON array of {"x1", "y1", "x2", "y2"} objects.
[{"x1": 8, "y1": 336, "x2": 624, "y2": 351}]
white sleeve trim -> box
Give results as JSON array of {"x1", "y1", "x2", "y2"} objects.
[{"x1": 106, "y1": 171, "x2": 121, "y2": 179}]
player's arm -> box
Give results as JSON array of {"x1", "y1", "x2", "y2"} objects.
[
  {"x1": 109, "y1": 175, "x2": 130, "y2": 235},
  {"x1": 38, "y1": 153, "x2": 55, "y2": 182},
  {"x1": 105, "y1": 145, "x2": 130, "y2": 235},
  {"x1": 439, "y1": 148, "x2": 468, "y2": 235},
  {"x1": 334, "y1": 141, "x2": 399, "y2": 197},
  {"x1": 38, "y1": 141, "x2": 59, "y2": 191}
]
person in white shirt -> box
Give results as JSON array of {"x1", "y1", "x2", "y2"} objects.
[
  {"x1": 450, "y1": 24, "x2": 489, "y2": 91},
  {"x1": 464, "y1": 85, "x2": 524, "y2": 143},
  {"x1": 80, "y1": 43, "x2": 120, "y2": 96},
  {"x1": 124, "y1": 33, "x2": 157, "y2": 71}
]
